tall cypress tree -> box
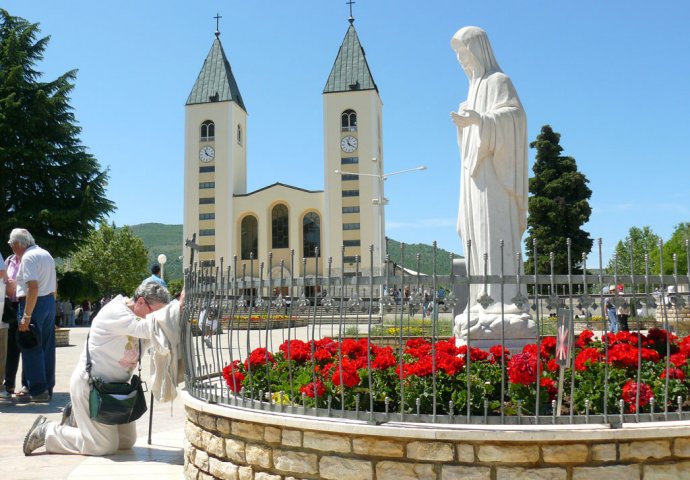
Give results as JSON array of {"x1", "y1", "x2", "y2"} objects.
[
  {"x1": 524, "y1": 125, "x2": 592, "y2": 274},
  {"x1": 0, "y1": 10, "x2": 114, "y2": 258}
]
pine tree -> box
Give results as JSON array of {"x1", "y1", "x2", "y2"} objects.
[
  {"x1": 606, "y1": 226, "x2": 660, "y2": 275},
  {"x1": 0, "y1": 10, "x2": 114, "y2": 258},
  {"x1": 524, "y1": 125, "x2": 593, "y2": 274}
]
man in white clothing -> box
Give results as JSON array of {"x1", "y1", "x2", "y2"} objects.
[{"x1": 22, "y1": 281, "x2": 170, "y2": 456}]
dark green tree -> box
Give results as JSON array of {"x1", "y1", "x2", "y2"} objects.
[
  {"x1": 524, "y1": 125, "x2": 593, "y2": 274},
  {"x1": 0, "y1": 10, "x2": 114, "y2": 258},
  {"x1": 650, "y1": 222, "x2": 690, "y2": 275},
  {"x1": 606, "y1": 226, "x2": 660, "y2": 275},
  {"x1": 71, "y1": 223, "x2": 149, "y2": 296}
]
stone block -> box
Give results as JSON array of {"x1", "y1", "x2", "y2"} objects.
[
  {"x1": 217, "y1": 418, "x2": 231, "y2": 435},
  {"x1": 353, "y1": 437, "x2": 404, "y2": 457},
  {"x1": 282, "y1": 429, "x2": 302, "y2": 447},
  {"x1": 254, "y1": 473, "x2": 282, "y2": 480},
  {"x1": 456, "y1": 444, "x2": 475, "y2": 463},
  {"x1": 238, "y1": 466, "x2": 253, "y2": 480},
  {"x1": 225, "y1": 438, "x2": 247, "y2": 463},
  {"x1": 644, "y1": 461, "x2": 690, "y2": 479},
  {"x1": 376, "y1": 461, "x2": 435, "y2": 480},
  {"x1": 407, "y1": 441, "x2": 454, "y2": 462},
  {"x1": 273, "y1": 449, "x2": 318, "y2": 475},
  {"x1": 442, "y1": 465, "x2": 490, "y2": 480},
  {"x1": 303, "y1": 431, "x2": 351, "y2": 453},
  {"x1": 591, "y1": 443, "x2": 616, "y2": 462},
  {"x1": 186, "y1": 443, "x2": 196, "y2": 464},
  {"x1": 201, "y1": 430, "x2": 225, "y2": 457},
  {"x1": 619, "y1": 440, "x2": 671, "y2": 461},
  {"x1": 185, "y1": 406, "x2": 199, "y2": 424},
  {"x1": 194, "y1": 450, "x2": 209, "y2": 472},
  {"x1": 198, "y1": 412, "x2": 217, "y2": 431},
  {"x1": 184, "y1": 461, "x2": 199, "y2": 480},
  {"x1": 542, "y1": 444, "x2": 588, "y2": 464},
  {"x1": 246, "y1": 443, "x2": 272, "y2": 469},
  {"x1": 572, "y1": 465, "x2": 640, "y2": 480},
  {"x1": 264, "y1": 426, "x2": 282, "y2": 444},
  {"x1": 209, "y1": 457, "x2": 239, "y2": 480},
  {"x1": 477, "y1": 445, "x2": 539, "y2": 463},
  {"x1": 232, "y1": 421, "x2": 265, "y2": 441},
  {"x1": 674, "y1": 438, "x2": 690, "y2": 457},
  {"x1": 198, "y1": 472, "x2": 214, "y2": 480},
  {"x1": 320, "y1": 456, "x2": 373, "y2": 480},
  {"x1": 496, "y1": 467, "x2": 567, "y2": 480},
  {"x1": 186, "y1": 420, "x2": 203, "y2": 447}
]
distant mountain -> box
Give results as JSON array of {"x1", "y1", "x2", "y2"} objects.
[{"x1": 125, "y1": 223, "x2": 462, "y2": 281}]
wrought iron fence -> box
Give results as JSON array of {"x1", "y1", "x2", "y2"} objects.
[{"x1": 182, "y1": 239, "x2": 690, "y2": 425}]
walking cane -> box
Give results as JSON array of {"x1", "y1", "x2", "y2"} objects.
[{"x1": 148, "y1": 391, "x2": 154, "y2": 444}]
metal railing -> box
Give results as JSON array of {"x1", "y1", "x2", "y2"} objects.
[{"x1": 182, "y1": 239, "x2": 690, "y2": 426}]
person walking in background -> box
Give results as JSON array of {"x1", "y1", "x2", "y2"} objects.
[
  {"x1": 61, "y1": 298, "x2": 74, "y2": 328},
  {"x1": 1, "y1": 252, "x2": 24, "y2": 399},
  {"x1": 80, "y1": 299, "x2": 91, "y2": 326},
  {"x1": 9, "y1": 228, "x2": 57, "y2": 403},
  {"x1": 146, "y1": 264, "x2": 167, "y2": 288},
  {"x1": 605, "y1": 285, "x2": 619, "y2": 334}
]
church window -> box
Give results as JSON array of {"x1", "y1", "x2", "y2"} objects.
[
  {"x1": 199, "y1": 182, "x2": 215, "y2": 189},
  {"x1": 341, "y1": 109, "x2": 357, "y2": 132},
  {"x1": 199, "y1": 166, "x2": 215, "y2": 173},
  {"x1": 241, "y1": 215, "x2": 258, "y2": 260},
  {"x1": 272, "y1": 204, "x2": 289, "y2": 249},
  {"x1": 200, "y1": 229, "x2": 215, "y2": 236},
  {"x1": 303, "y1": 212, "x2": 321, "y2": 258},
  {"x1": 343, "y1": 223, "x2": 360, "y2": 230},
  {"x1": 199, "y1": 213, "x2": 215, "y2": 220},
  {"x1": 200, "y1": 120, "x2": 215, "y2": 141},
  {"x1": 201, "y1": 260, "x2": 216, "y2": 267},
  {"x1": 199, "y1": 197, "x2": 215, "y2": 204},
  {"x1": 237, "y1": 124, "x2": 243, "y2": 145},
  {"x1": 343, "y1": 239, "x2": 360, "y2": 246},
  {"x1": 342, "y1": 206, "x2": 360, "y2": 214},
  {"x1": 340, "y1": 174, "x2": 359, "y2": 181},
  {"x1": 342, "y1": 190, "x2": 359, "y2": 197},
  {"x1": 343, "y1": 256, "x2": 359, "y2": 263},
  {"x1": 199, "y1": 245, "x2": 215, "y2": 252},
  {"x1": 341, "y1": 157, "x2": 358, "y2": 164}
]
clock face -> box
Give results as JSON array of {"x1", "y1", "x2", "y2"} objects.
[
  {"x1": 199, "y1": 146, "x2": 215, "y2": 163},
  {"x1": 340, "y1": 135, "x2": 358, "y2": 153}
]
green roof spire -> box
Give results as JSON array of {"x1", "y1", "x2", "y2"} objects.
[
  {"x1": 323, "y1": 23, "x2": 377, "y2": 94},
  {"x1": 186, "y1": 36, "x2": 246, "y2": 111}
]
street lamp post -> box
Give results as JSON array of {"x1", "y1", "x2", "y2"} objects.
[
  {"x1": 157, "y1": 254, "x2": 167, "y2": 282},
  {"x1": 334, "y1": 162, "x2": 427, "y2": 279}
]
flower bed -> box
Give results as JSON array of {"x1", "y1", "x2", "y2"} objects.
[{"x1": 221, "y1": 328, "x2": 690, "y2": 416}]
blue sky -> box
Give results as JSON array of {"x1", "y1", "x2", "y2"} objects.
[{"x1": 4, "y1": 1, "x2": 689, "y2": 265}]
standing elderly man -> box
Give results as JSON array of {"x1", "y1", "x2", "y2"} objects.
[{"x1": 9, "y1": 228, "x2": 57, "y2": 402}]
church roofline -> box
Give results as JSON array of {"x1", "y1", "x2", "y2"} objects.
[
  {"x1": 235, "y1": 182, "x2": 324, "y2": 197},
  {"x1": 323, "y1": 24, "x2": 378, "y2": 94}
]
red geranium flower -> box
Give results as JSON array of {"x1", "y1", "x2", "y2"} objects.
[
  {"x1": 279, "y1": 339, "x2": 311, "y2": 362},
  {"x1": 575, "y1": 330, "x2": 594, "y2": 349},
  {"x1": 621, "y1": 380, "x2": 653, "y2": 413},
  {"x1": 244, "y1": 347, "x2": 275, "y2": 370},
  {"x1": 457, "y1": 345, "x2": 490, "y2": 362},
  {"x1": 331, "y1": 358, "x2": 361, "y2": 388},
  {"x1": 301, "y1": 380, "x2": 326, "y2": 398},
  {"x1": 574, "y1": 347, "x2": 600, "y2": 371},
  {"x1": 371, "y1": 347, "x2": 397, "y2": 370},
  {"x1": 661, "y1": 367, "x2": 686, "y2": 380},
  {"x1": 540, "y1": 377, "x2": 557, "y2": 401},
  {"x1": 489, "y1": 344, "x2": 510, "y2": 364},
  {"x1": 670, "y1": 352, "x2": 688, "y2": 367},
  {"x1": 404, "y1": 338, "x2": 432, "y2": 359},
  {"x1": 222, "y1": 360, "x2": 245, "y2": 392},
  {"x1": 507, "y1": 351, "x2": 538, "y2": 386}
]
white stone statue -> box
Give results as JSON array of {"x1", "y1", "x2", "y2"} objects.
[{"x1": 449, "y1": 26, "x2": 535, "y2": 348}]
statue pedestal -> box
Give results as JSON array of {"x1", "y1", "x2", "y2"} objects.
[{"x1": 454, "y1": 305, "x2": 536, "y2": 351}]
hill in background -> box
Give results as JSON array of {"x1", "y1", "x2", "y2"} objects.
[{"x1": 126, "y1": 223, "x2": 461, "y2": 281}]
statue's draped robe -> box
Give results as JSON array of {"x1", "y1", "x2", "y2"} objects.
[{"x1": 455, "y1": 30, "x2": 528, "y2": 312}]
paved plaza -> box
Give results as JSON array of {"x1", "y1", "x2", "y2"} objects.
[{"x1": 0, "y1": 327, "x2": 185, "y2": 480}]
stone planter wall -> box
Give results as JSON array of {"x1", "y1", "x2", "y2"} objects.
[
  {"x1": 55, "y1": 328, "x2": 70, "y2": 347},
  {"x1": 183, "y1": 393, "x2": 690, "y2": 480}
]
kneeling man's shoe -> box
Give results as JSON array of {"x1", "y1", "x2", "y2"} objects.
[{"x1": 23, "y1": 415, "x2": 48, "y2": 455}]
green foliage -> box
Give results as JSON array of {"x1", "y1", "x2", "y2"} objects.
[
  {"x1": 128, "y1": 223, "x2": 184, "y2": 282},
  {"x1": 57, "y1": 270, "x2": 98, "y2": 301},
  {"x1": 0, "y1": 10, "x2": 114, "y2": 259},
  {"x1": 525, "y1": 125, "x2": 593, "y2": 274},
  {"x1": 606, "y1": 226, "x2": 660, "y2": 275},
  {"x1": 386, "y1": 239, "x2": 460, "y2": 276},
  {"x1": 650, "y1": 222, "x2": 690, "y2": 275},
  {"x1": 71, "y1": 222, "x2": 148, "y2": 296}
]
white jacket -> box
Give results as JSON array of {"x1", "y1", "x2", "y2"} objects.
[{"x1": 148, "y1": 300, "x2": 184, "y2": 402}]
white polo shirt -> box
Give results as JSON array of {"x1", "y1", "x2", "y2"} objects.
[{"x1": 16, "y1": 245, "x2": 57, "y2": 298}]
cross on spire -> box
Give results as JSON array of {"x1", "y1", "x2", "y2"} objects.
[
  {"x1": 214, "y1": 13, "x2": 222, "y2": 37},
  {"x1": 347, "y1": 0, "x2": 355, "y2": 24}
]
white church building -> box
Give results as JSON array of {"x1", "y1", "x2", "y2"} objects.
[{"x1": 183, "y1": 18, "x2": 386, "y2": 280}]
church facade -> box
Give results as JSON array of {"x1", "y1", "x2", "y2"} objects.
[{"x1": 182, "y1": 20, "x2": 385, "y2": 279}]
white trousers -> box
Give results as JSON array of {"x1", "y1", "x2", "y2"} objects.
[{"x1": 44, "y1": 365, "x2": 137, "y2": 455}]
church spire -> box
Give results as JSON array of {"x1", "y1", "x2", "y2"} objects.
[
  {"x1": 186, "y1": 34, "x2": 246, "y2": 111},
  {"x1": 323, "y1": 21, "x2": 377, "y2": 94}
]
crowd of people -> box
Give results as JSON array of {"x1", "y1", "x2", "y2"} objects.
[{"x1": 0, "y1": 227, "x2": 183, "y2": 457}]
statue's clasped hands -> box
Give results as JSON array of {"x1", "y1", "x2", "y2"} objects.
[{"x1": 450, "y1": 107, "x2": 480, "y2": 129}]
